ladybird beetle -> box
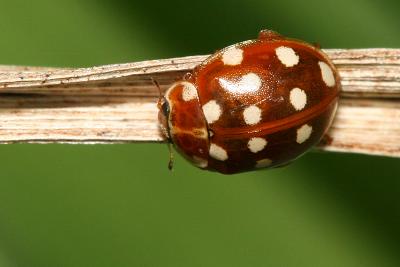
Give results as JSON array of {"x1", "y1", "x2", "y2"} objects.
[{"x1": 158, "y1": 30, "x2": 340, "y2": 174}]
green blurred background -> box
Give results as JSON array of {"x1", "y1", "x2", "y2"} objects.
[{"x1": 0, "y1": 0, "x2": 399, "y2": 266}]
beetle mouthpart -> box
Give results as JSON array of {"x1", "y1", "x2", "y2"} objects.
[{"x1": 167, "y1": 142, "x2": 174, "y2": 171}]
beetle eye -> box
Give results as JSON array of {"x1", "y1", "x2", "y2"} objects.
[{"x1": 161, "y1": 99, "x2": 170, "y2": 117}]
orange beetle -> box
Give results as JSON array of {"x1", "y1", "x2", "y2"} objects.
[{"x1": 158, "y1": 30, "x2": 340, "y2": 174}]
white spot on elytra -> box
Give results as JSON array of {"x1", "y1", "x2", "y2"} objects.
[
  {"x1": 296, "y1": 124, "x2": 313, "y2": 144},
  {"x1": 243, "y1": 105, "x2": 262, "y2": 125},
  {"x1": 181, "y1": 82, "x2": 197, "y2": 101},
  {"x1": 192, "y1": 156, "x2": 208, "y2": 168},
  {"x1": 219, "y1": 72, "x2": 262, "y2": 94},
  {"x1": 275, "y1": 46, "x2": 299, "y2": 67},
  {"x1": 209, "y1": 143, "x2": 228, "y2": 161},
  {"x1": 222, "y1": 47, "x2": 243, "y2": 66},
  {"x1": 318, "y1": 61, "x2": 335, "y2": 87},
  {"x1": 255, "y1": 158, "x2": 272, "y2": 168},
  {"x1": 202, "y1": 100, "x2": 222, "y2": 124},
  {"x1": 290, "y1": 87, "x2": 307, "y2": 111},
  {"x1": 171, "y1": 128, "x2": 208, "y2": 139},
  {"x1": 248, "y1": 137, "x2": 267, "y2": 153},
  {"x1": 193, "y1": 128, "x2": 208, "y2": 139}
]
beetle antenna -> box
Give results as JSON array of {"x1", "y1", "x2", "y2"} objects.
[
  {"x1": 151, "y1": 77, "x2": 163, "y2": 109},
  {"x1": 168, "y1": 142, "x2": 174, "y2": 170},
  {"x1": 151, "y1": 77, "x2": 163, "y2": 98}
]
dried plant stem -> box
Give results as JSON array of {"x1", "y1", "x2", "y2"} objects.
[{"x1": 0, "y1": 49, "x2": 399, "y2": 158}]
